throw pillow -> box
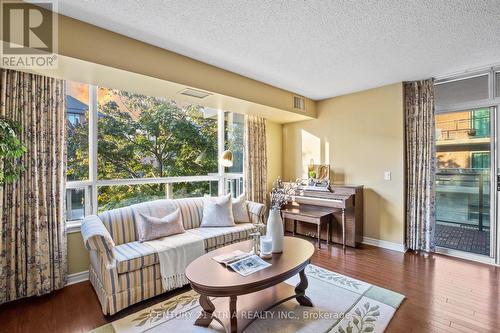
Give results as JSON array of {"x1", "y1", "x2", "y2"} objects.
[
  {"x1": 232, "y1": 194, "x2": 251, "y2": 223},
  {"x1": 138, "y1": 208, "x2": 185, "y2": 242},
  {"x1": 201, "y1": 194, "x2": 235, "y2": 227}
]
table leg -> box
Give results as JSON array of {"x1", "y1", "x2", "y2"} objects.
[
  {"x1": 229, "y1": 296, "x2": 237, "y2": 333},
  {"x1": 293, "y1": 220, "x2": 297, "y2": 236},
  {"x1": 327, "y1": 219, "x2": 331, "y2": 245},
  {"x1": 295, "y1": 267, "x2": 313, "y2": 307},
  {"x1": 317, "y1": 223, "x2": 321, "y2": 249},
  {"x1": 342, "y1": 208, "x2": 346, "y2": 251},
  {"x1": 195, "y1": 294, "x2": 215, "y2": 327}
]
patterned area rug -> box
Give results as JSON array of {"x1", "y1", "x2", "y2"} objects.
[{"x1": 91, "y1": 264, "x2": 404, "y2": 333}]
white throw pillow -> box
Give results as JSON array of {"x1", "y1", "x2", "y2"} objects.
[
  {"x1": 201, "y1": 194, "x2": 235, "y2": 227},
  {"x1": 232, "y1": 194, "x2": 250, "y2": 223},
  {"x1": 138, "y1": 208, "x2": 185, "y2": 242}
]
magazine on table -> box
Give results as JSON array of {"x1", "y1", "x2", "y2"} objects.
[
  {"x1": 212, "y1": 250, "x2": 271, "y2": 276},
  {"x1": 212, "y1": 250, "x2": 252, "y2": 266},
  {"x1": 228, "y1": 254, "x2": 271, "y2": 276}
]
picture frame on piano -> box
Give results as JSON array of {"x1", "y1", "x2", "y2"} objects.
[{"x1": 303, "y1": 163, "x2": 331, "y2": 192}]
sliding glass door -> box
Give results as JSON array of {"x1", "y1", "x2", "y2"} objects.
[
  {"x1": 434, "y1": 108, "x2": 494, "y2": 256},
  {"x1": 434, "y1": 69, "x2": 500, "y2": 262}
]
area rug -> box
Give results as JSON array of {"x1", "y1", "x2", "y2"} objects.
[{"x1": 91, "y1": 264, "x2": 404, "y2": 333}]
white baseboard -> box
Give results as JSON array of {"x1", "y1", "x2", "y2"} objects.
[
  {"x1": 66, "y1": 270, "x2": 89, "y2": 285},
  {"x1": 362, "y1": 237, "x2": 406, "y2": 253}
]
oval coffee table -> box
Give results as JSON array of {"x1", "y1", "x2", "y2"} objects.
[{"x1": 185, "y1": 236, "x2": 315, "y2": 333}]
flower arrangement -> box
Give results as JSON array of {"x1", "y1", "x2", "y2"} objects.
[{"x1": 269, "y1": 178, "x2": 300, "y2": 210}]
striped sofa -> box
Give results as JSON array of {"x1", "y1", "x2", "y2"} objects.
[{"x1": 80, "y1": 197, "x2": 266, "y2": 315}]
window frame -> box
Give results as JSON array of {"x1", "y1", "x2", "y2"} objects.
[
  {"x1": 66, "y1": 84, "x2": 244, "y2": 232},
  {"x1": 435, "y1": 68, "x2": 500, "y2": 113}
]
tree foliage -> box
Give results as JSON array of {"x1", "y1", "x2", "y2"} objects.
[
  {"x1": 0, "y1": 117, "x2": 27, "y2": 184},
  {"x1": 67, "y1": 89, "x2": 220, "y2": 211}
]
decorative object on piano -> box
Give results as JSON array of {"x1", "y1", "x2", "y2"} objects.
[
  {"x1": 305, "y1": 161, "x2": 331, "y2": 191},
  {"x1": 307, "y1": 159, "x2": 317, "y2": 179},
  {"x1": 267, "y1": 178, "x2": 300, "y2": 253}
]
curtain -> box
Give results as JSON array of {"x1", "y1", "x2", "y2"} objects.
[
  {"x1": 244, "y1": 115, "x2": 267, "y2": 206},
  {"x1": 0, "y1": 69, "x2": 67, "y2": 303},
  {"x1": 404, "y1": 79, "x2": 436, "y2": 252}
]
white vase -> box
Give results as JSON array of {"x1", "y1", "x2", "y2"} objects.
[{"x1": 266, "y1": 208, "x2": 284, "y2": 253}]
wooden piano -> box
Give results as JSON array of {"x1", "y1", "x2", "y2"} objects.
[{"x1": 283, "y1": 185, "x2": 364, "y2": 248}]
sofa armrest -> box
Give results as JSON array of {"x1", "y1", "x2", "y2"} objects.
[
  {"x1": 81, "y1": 215, "x2": 115, "y2": 254},
  {"x1": 247, "y1": 201, "x2": 266, "y2": 224}
]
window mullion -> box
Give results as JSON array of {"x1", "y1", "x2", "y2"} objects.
[
  {"x1": 89, "y1": 85, "x2": 98, "y2": 214},
  {"x1": 217, "y1": 109, "x2": 225, "y2": 195}
]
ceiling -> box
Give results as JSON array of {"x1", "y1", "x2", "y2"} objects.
[{"x1": 52, "y1": 0, "x2": 500, "y2": 100}]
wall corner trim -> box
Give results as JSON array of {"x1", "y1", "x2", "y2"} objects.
[
  {"x1": 66, "y1": 270, "x2": 89, "y2": 286},
  {"x1": 362, "y1": 237, "x2": 407, "y2": 253}
]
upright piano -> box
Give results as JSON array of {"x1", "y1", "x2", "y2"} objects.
[{"x1": 284, "y1": 184, "x2": 364, "y2": 248}]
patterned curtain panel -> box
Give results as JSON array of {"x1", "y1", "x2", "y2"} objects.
[
  {"x1": 244, "y1": 115, "x2": 267, "y2": 206},
  {"x1": 404, "y1": 79, "x2": 436, "y2": 252},
  {"x1": 0, "y1": 69, "x2": 67, "y2": 303}
]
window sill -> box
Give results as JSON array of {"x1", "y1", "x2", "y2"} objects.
[{"x1": 66, "y1": 220, "x2": 82, "y2": 234}]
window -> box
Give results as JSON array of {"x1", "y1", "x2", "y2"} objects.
[
  {"x1": 66, "y1": 188, "x2": 86, "y2": 221},
  {"x1": 224, "y1": 112, "x2": 244, "y2": 174},
  {"x1": 435, "y1": 74, "x2": 489, "y2": 107},
  {"x1": 66, "y1": 81, "x2": 89, "y2": 181},
  {"x1": 472, "y1": 108, "x2": 490, "y2": 138},
  {"x1": 471, "y1": 152, "x2": 490, "y2": 169},
  {"x1": 65, "y1": 82, "x2": 245, "y2": 223}
]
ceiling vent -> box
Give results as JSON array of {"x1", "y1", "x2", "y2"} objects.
[
  {"x1": 293, "y1": 95, "x2": 305, "y2": 111},
  {"x1": 179, "y1": 88, "x2": 212, "y2": 99}
]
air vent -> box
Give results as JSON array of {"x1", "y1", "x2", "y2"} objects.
[
  {"x1": 293, "y1": 95, "x2": 305, "y2": 111},
  {"x1": 179, "y1": 88, "x2": 212, "y2": 99}
]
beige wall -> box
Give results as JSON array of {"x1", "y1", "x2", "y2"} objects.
[
  {"x1": 67, "y1": 232, "x2": 89, "y2": 274},
  {"x1": 282, "y1": 83, "x2": 405, "y2": 244},
  {"x1": 266, "y1": 120, "x2": 284, "y2": 192}
]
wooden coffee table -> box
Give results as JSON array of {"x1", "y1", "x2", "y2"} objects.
[{"x1": 185, "y1": 237, "x2": 315, "y2": 333}]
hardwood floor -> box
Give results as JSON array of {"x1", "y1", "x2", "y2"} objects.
[{"x1": 1, "y1": 239, "x2": 499, "y2": 333}]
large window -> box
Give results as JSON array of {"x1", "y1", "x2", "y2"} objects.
[{"x1": 65, "y1": 82, "x2": 244, "y2": 223}]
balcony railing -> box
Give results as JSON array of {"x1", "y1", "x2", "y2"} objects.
[
  {"x1": 436, "y1": 168, "x2": 489, "y2": 231},
  {"x1": 436, "y1": 115, "x2": 489, "y2": 141}
]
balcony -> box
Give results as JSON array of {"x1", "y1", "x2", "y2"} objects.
[{"x1": 435, "y1": 169, "x2": 490, "y2": 256}]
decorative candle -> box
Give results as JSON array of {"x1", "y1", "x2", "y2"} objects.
[{"x1": 260, "y1": 236, "x2": 272, "y2": 255}]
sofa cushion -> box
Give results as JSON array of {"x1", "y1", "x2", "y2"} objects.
[
  {"x1": 232, "y1": 194, "x2": 251, "y2": 223},
  {"x1": 137, "y1": 209, "x2": 185, "y2": 242},
  {"x1": 201, "y1": 194, "x2": 235, "y2": 227},
  {"x1": 188, "y1": 223, "x2": 256, "y2": 251},
  {"x1": 114, "y1": 224, "x2": 257, "y2": 274},
  {"x1": 117, "y1": 264, "x2": 162, "y2": 292},
  {"x1": 113, "y1": 242, "x2": 159, "y2": 274}
]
